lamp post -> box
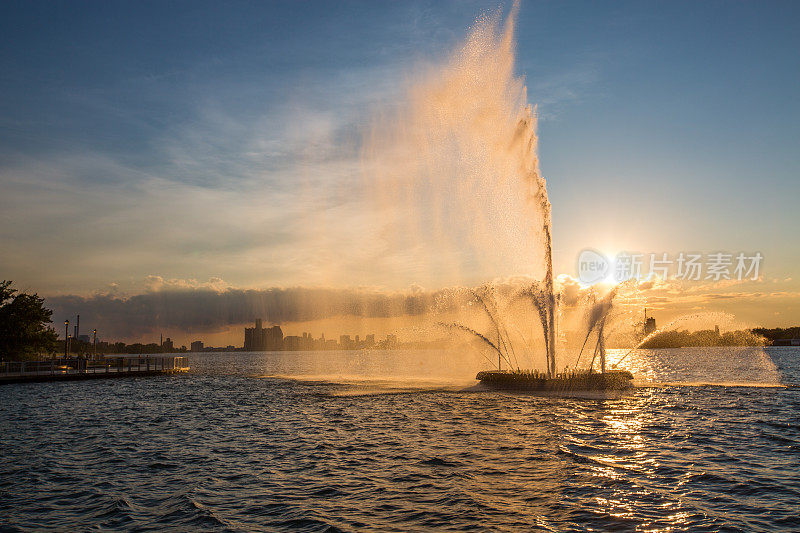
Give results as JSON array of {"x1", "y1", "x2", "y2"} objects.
[
  {"x1": 93, "y1": 329, "x2": 97, "y2": 360},
  {"x1": 64, "y1": 319, "x2": 69, "y2": 360}
]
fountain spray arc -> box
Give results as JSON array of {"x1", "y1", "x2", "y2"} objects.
[
  {"x1": 543, "y1": 216, "x2": 556, "y2": 377},
  {"x1": 512, "y1": 106, "x2": 557, "y2": 377},
  {"x1": 363, "y1": 2, "x2": 562, "y2": 378},
  {"x1": 502, "y1": 3, "x2": 556, "y2": 376}
]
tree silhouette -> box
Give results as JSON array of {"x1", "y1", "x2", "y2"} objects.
[{"x1": 0, "y1": 280, "x2": 57, "y2": 361}]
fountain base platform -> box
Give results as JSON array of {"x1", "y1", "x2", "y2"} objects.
[{"x1": 476, "y1": 369, "x2": 634, "y2": 392}]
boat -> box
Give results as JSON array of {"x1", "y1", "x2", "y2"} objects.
[{"x1": 475, "y1": 369, "x2": 634, "y2": 392}]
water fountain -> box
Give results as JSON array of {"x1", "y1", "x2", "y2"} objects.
[
  {"x1": 368, "y1": 4, "x2": 632, "y2": 391},
  {"x1": 469, "y1": 282, "x2": 634, "y2": 391},
  {"x1": 363, "y1": 4, "x2": 773, "y2": 390}
]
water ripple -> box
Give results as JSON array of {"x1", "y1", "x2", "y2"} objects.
[{"x1": 1, "y1": 348, "x2": 799, "y2": 531}]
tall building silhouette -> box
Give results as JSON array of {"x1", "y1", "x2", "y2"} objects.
[{"x1": 244, "y1": 319, "x2": 283, "y2": 351}]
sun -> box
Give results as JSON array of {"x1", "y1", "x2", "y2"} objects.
[{"x1": 601, "y1": 249, "x2": 619, "y2": 285}]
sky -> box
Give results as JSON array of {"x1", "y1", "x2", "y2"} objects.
[{"x1": 1, "y1": 1, "x2": 799, "y2": 343}]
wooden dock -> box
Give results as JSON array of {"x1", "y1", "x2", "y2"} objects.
[{"x1": 0, "y1": 355, "x2": 189, "y2": 385}]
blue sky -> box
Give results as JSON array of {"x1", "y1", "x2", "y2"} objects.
[{"x1": 1, "y1": 0, "x2": 799, "y2": 329}]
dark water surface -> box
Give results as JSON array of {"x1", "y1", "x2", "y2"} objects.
[{"x1": 1, "y1": 348, "x2": 799, "y2": 532}]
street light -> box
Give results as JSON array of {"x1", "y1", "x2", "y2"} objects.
[
  {"x1": 64, "y1": 320, "x2": 69, "y2": 359},
  {"x1": 93, "y1": 329, "x2": 97, "y2": 360}
]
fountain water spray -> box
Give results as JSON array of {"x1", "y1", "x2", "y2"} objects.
[
  {"x1": 574, "y1": 287, "x2": 618, "y2": 372},
  {"x1": 363, "y1": 3, "x2": 558, "y2": 376}
]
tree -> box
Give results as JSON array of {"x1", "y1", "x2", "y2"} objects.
[{"x1": 0, "y1": 280, "x2": 58, "y2": 361}]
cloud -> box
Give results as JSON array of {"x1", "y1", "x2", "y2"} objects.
[
  {"x1": 45, "y1": 282, "x2": 460, "y2": 340},
  {"x1": 143, "y1": 275, "x2": 231, "y2": 293},
  {"x1": 636, "y1": 275, "x2": 670, "y2": 291},
  {"x1": 555, "y1": 274, "x2": 583, "y2": 307},
  {"x1": 0, "y1": 89, "x2": 383, "y2": 294}
]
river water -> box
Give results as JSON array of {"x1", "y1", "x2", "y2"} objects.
[{"x1": 1, "y1": 347, "x2": 798, "y2": 531}]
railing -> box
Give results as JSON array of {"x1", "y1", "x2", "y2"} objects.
[{"x1": 0, "y1": 356, "x2": 190, "y2": 378}]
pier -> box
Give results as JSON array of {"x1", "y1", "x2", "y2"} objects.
[{"x1": 0, "y1": 355, "x2": 190, "y2": 385}]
